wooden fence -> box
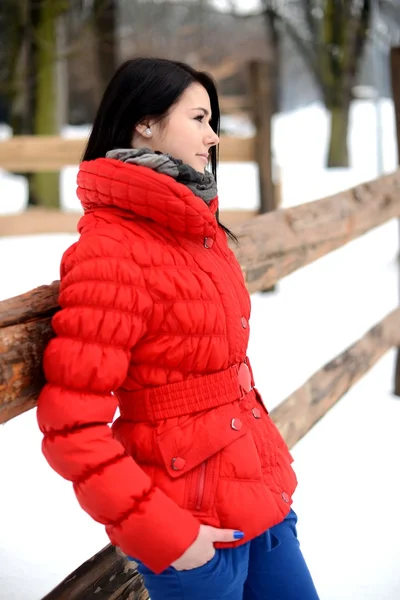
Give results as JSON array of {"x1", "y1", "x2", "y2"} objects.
[
  {"x1": 1, "y1": 168, "x2": 400, "y2": 598},
  {"x1": 1, "y1": 48, "x2": 400, "y2": 598}
]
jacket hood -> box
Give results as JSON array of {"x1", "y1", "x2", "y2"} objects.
[{"x1": 77, "y1": 157, "x2": 219, "y2": 239}]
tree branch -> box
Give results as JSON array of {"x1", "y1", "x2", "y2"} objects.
[
  {"x1": 266, "y1": 8, "x2": 321, "y2": 88},
  {"x1": 351, "y1": 0, "x2": 372, "y2": 79},
  {"x1": 304, "y1": 0, "x2": 318, "y2": 39}
]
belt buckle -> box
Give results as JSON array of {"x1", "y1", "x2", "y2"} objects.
[{"x1": 238, "y1": 362, "x2": 253, "y2": 399}]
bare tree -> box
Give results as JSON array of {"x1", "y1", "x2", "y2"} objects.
[
  {"x1": 0, "y1": 0, "x2": 119, "y2": 207},
  {"x1": 258, "y1": 1, "x2": 373, "y2": 168},
  {"x1": 225, "y1": 0, "x2": 389, "y2": 167}
]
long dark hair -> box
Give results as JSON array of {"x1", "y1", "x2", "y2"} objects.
[{"x1": 82, "y1": 57, "x2": 238, "y2": 244}]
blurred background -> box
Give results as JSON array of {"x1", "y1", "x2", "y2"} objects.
[
  {"x1": 1, "y1": 0, "x2": 400, "y2": 217},
  {"x1": 1, "y1": 1, "x2": 400, "y2": 599}
]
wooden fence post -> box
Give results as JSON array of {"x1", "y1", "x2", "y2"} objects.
[
  {"x1": 390, "y1": 46, "x2": 400, "y2": 397},
  {"x1": 248, "y1": 60, "x2": 276, "y2": 293}
]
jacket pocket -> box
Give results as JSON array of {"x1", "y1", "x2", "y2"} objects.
[{"x1": 156, "y1": 402, "x2": 248, "y2": 513}]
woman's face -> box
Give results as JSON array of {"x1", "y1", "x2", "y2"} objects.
[{"x1": 133, "y1": 82, "x2": 219, "y2": 173}]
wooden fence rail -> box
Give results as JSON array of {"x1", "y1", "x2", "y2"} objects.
[
  {"x1": 0, "y1": 134, "x2": 255, "y2": 171},
  {"x1": 41, "y1": 546, "x2": 146, "y2": 600},
  {"x1": 235, "y1": 171, "x2": 400, "y2": 294}
]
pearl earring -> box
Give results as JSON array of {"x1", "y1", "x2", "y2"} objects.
[{"x1": 145, "y1": 128, "x2": 152, "y2": 137}]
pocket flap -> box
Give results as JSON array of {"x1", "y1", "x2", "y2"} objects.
[{"x1": 157, "y1": 402, "x2": 247, "y2": 478}]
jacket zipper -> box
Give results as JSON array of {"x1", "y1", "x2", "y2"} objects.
[{"x1": 195, "y1": 462, "x2": 207, "y2": 511}]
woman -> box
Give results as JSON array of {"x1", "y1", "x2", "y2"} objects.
[{"x1": 37, "y1": 58, "x2": 319, "y2": 600}]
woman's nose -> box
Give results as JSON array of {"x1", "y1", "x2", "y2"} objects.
[{"x1": 206, "y1": 126, "x2": 219, "y2": 147}]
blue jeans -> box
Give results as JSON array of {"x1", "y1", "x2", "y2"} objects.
[{"x1": 131, "y1": 510, "x2": 319, "y2": 599}]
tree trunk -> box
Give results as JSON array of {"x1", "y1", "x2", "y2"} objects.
[
  {"x1": 24, "y1": 0, "x2": 42, "y2": 205},
  {"x1": 264, "y1": 8, "x2": 280, "y2": 115},
  {"x1": 93, "y1": 0, "x2": 118, "y2": 104},
  {"x1": 390, "y1": 46, "x2": 400, "y2": 397},
  {"x1": 3, "y1": 1, "x2": 38, "y2": 205},
  {"x1": 327, "y1": 102, "x2": 350, "y2": 168},
  {"x1": 29, "y1": 0, "x2": 60, "y2": 208}
]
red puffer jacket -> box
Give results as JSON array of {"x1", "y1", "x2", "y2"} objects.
[{"x1": 37, "y1": 158, "x2": 297, "y2": 574}]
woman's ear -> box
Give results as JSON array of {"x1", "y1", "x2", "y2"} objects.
[
  {"x1": 132, "y1": 122, "x2": 153, "y2": 149},
  {"x1": 135, "y1": 123, "x2": 153, "y2": 139},
  {"x1": 135, "y1": 121, "x2": 153, "y2": 139}
]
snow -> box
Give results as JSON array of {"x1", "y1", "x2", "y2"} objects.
[{"x1": 1, "y1": 99, "x2": 400, "y2": 599}]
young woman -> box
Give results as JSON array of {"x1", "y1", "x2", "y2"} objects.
[{"x1": 37, "y1": 57, "x2": 319, "y2": 600}]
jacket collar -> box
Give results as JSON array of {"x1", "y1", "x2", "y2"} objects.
[{"x1": 77, "y1": 158, "x2": 219, "y2": 239}]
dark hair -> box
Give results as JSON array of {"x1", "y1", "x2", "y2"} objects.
[{"x1": 82, "y1": 57, "x2": 238, "y2": 244}]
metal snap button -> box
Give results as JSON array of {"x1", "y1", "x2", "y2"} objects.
[
  {"x1": 231, "y1": 418, "x2": 243, "y2": 431},
  {"x1": 171, "y1": 457, "x2": 186, "y2": 471}
]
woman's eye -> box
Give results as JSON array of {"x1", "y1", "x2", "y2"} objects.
[{"x1": 195, "y1": 115, "x2": 204, "y2": 122}]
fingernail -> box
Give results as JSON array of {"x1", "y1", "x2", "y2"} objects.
[{"x1": 234, "y1": 531, "x2": 244, "y2": 540}]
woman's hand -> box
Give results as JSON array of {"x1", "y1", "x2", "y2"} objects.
[{"x1": 171, "y1": 524, "x2": 244, "y2": 571}]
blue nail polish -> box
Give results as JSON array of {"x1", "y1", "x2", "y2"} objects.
[{"x1": 234, "y1": 531, "x2": 244, "y2": 540}]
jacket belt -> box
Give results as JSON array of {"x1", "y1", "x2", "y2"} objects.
[{"x1": 116, "y1": 358, "x2": 255, "y2": 422}]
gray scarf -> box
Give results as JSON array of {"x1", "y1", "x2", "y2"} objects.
[{"x1": 106, "y1": 148, "x2": 217, "y2": 204}]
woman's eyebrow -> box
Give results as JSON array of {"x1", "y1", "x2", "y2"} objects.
[{"x1": 191, "y1": 107, "x2": 211, "y2": 117}]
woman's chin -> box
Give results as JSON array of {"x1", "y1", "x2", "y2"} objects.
[{"x1": 195, "y1": 162, "x2": 207, "y2": 174}]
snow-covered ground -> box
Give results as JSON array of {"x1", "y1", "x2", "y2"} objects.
[{"x1": 1, "y1": 100, "x2": 400, "y2": 599}]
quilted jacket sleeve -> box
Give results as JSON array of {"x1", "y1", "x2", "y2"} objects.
[{"x1": 36, "y1": 231, "x2": 200, "y2": 573}]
